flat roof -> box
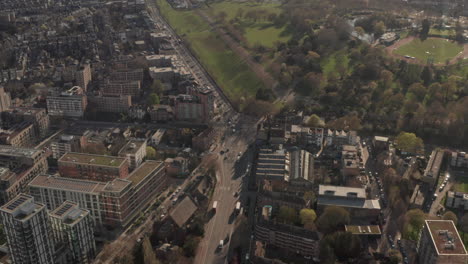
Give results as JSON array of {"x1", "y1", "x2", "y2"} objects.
[
  {"x1": 118, "y1": 140, "x2": 145, "y2": 156},
  {"x1": 374, "y1": 136, "x2": 389, "y2": 142},
  {"x1": 28, "y1": 175, "x2": 106, "y2": 194},
  {"x1": 318, "y1": 185, "x2": 366, "y2": 198},
  {"x1": 345, "y1": 225, "x2": 381, "y2": 235},
  {"x1": 126, "y1": 160, "x2": 163, "y2": 185},
  {"x1": 0, "y1": 145, "x2": 40, "y2": 158},
  {"x1": 170, "y1": 196, "x2": 197, "y2": 228},
  {"x1": 59, "y1": 152, "x2": 127, "y2": 168},
  {"x1": 426, "y1": 220, "x2": 468, "y2": 255},
  {"x1": 50, "y1": 201, "x2": 89, "y2": 226}
]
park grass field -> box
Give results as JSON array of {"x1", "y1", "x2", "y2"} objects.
[
  {"x1": 321, "y1": 50, "x2": 352, "y2": 78},
  {"x1": 207, "y1": 1, "x2": 291, "y2": 48},
  {"x1": 156, "y1": 0, "x2": 265, "y2": 106},
  {"x1": 394, "y1": 37, "x2": 463, "y2": 64}
]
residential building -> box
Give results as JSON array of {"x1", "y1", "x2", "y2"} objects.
[
  {"x1": 102, "y1": 81, "x2": 141, "y2": 97},
  {"x1": 192, "y1": 128, "x2": 216, "y2": 152},
  {"x1": 88, "y1": 95, "x2": 132, "y2": 113},
  {"x1": 0, "y1": 145, "x2": 48, "y2": 205},
  {"x1": 3, "y1": 107, "x2": 50, "y2": 138},
  {"x1": 128, "y1": 106, "x2": 147, "y2": 120},
  {"x1": 422, "y1": 150, "x2": 444, "y2": 186},
  {"x1": 0, "y1": 86, "x2": 11, "y2": 112},
  {"x1": 164, "y1": 157, "x2": 188, "y2": 177},
  {"x1": 451, "y1": 151, "x2": 468, "y2": 168},
  {"x1": 149, "y1": 67, "x2": 175, "y2": 82},
  {"x1": 149, "y1": 105, "x2": 174, "y2": 122},
  {"x1": 0, "y1": 194, "x2": 54, "y2": 264},
  {"x1": 257, "y1": 190, "x2": 310, "y2": 211},
  {"x1": 372, "y1": 136, "x2": 389, "y2": 152},
  {"x1": 118, "y1": 140, "x2": 147, "y2": 169},
  {"x1": 145, "y1": 54, "x2": 177, "y2": 67},
  {"x1": 446, "y1": 191, "x2": 468, "y2": 210},
  {"x1": 75, "y1": 64, "x2": 91, "y2": 92},
  {"x1": 49, "y1": 201, "x2": 96, "y2": 264},
  {"x1": 255, "y1": 217, "x2": 320, "y2": 259},
  {"x1": 317, "y1": 185, "x2": 381, "y2": 219},
  {"x1": 58, "y1": 153, "x2": 129, "y2": 182},
  {"x1": 0, "y1": 121, "x2": 35, "y2": 147},
  {"x1": 47, "y1": 86, "x2": 87, "y2": 118},
  {"x1": 325, "y1": 129, "x2": 358, "y2": 146},
  {"x1": 151, "y1": 129, "x2": 166, "y2": 146},
  {"x1": 255, "y1": 148, "x2": 289, "y2": 182},
  {"x1": 341, "y1": 145, "x2": 360, "y2": 178},
  {"x1": 29, "y1": 161, "x2": 166, "y2": 228},
  {"x1": 173, "y1": 94, "x2": 203, "y2": 121},
  {"x1": 289, "y1": 125, "x2": 324, "y2": 147},
  {"x1": 417, "y1": 220, "x2": 468, "y2": 264},
  {"x1": 50, "y1": 135, "x2": 81, "y2": 159},
  {"x1": 109, "y1": 69, "x2": 144, "y2": 82}
]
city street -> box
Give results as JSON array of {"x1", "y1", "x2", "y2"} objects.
[{"x1": 195, "y1": 116, "x2": 258, "y2": 264}]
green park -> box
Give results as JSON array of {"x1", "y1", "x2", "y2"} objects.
[{"x1": 394, "y1": 37, "x2": 463, "y2": 64}]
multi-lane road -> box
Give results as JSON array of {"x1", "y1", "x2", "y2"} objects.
[{"x1": 195, "y1": 115, "x2": 258, "y2": 264}]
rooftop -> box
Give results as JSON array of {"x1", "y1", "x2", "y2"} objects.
[
  {"x1": 28, "y1": 175, "x2": 106, "y2": 194},
  {"x1": 0, "y1": 193, "x2": 44, "y2": 221},
  {"x1": 59, "y1": 152, "x2": 127, "y2": 168},
  {"x1": 118, "y1": 140, "x2": 146, "y2": 156},
  {"x1": 424, "y1": 150, "x2": 444, "y2": 178},
  {"x1": 426, "y1": 220, "x2": 468, "y2": 255},
  {"x1": 345, "y1": 225, "x2": 381, "y2": 235},
  {"x1": 126, "y1": 160, "x2": 163, "y2": 185},
  {"x1": 50, "y1": 201, "x2": 89, "y2": 226},
  {"x1": 318, "y1": 185, "x2": 366, "y2": 198},
  {"x1": 374, "y1": 136, "x2": 389, "y2": 142},
  {"x1": 170, "y1": 196, "x2": 197, "y2": 228},
  {"x1": 0, "y1": 145, "x2": 40, "y2": 158}
]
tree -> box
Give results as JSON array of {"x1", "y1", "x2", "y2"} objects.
[
  {"x1": 403, "y1": 209, "x2": 426, "y2": 241},
  {"x1": 300, "y1": 209, "x2": 317, "y2": 226},
  {"x1": 147, "y1": 93, "x2": 160, "y2": 106},
  {"x1": 387, "y1": 249, "x2": 402, "y2": 264},
  {"x1": 374, "y1": 21, "x2": 386, "y2": 37},
  {"x1": 150, "y1": 80, "x2": 164, "y2": 94},
  {"x1": 421, "y1": 19, "x2": 431, "y2": 40},
  {"x1": 277, "y1": 206, "x2": 298, "y2": 224},
  {"x1": 306, "y1": 114, "x2": 325, "y2": 127},
  {"x1": 183, "y1": 236, "x2": 200, "y2": 257},
  {"x1": 316, "y1": 206, "x2": 350, "y2": 234},
  {"x1": 395, "y1": 132, "x2": 424, "y2": 154},
  {"x1": 355, "y1": 26, "x2": 365, "y2": 37},
  {"x1": 324, "y1": 232, "x2": 361, "y2": 261},
  {"x1": 303, "y1": 191, "x2": 316, "y2": 203},
  {"x1": 142, "y1": 237, "x2": 160, "y2": 264},
  {"x1": 443, "y1": 211, "x2": 458, "y2": 225},
  {"x1": 421, "y1": 66, "x2": 433, "y2": 86},
  {"x1": 146, "y1": 146, "x2": 157, "y2": 160}
]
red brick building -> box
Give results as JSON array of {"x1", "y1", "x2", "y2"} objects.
[{"x1": 58, "y1": 153, "x2": 129, "y2": 182}]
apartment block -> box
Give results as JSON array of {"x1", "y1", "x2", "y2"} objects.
[
  {"x1": 102, "y1": 81, "x2": 141, "y2": 97},
  {"x1": 4, "y1": 107, "x2": 50, "y2": 138},
  {"x1": 0, "y1": 121, "x2": 35, "y2": 147},
  {"x1": 0, "y1": 86, "x2": 11, "y2": 112},
  {"x1": 417, "y1": 220, "x2": 468, "y2": 264},
  {"x1": 75, "y1": 64, "x2": 91, "y2": 92},
  {"x1": 29, "y1": 161, "x2": 167, "y2": 228},
  {"x1": 451, "y1": 151, "x2": 468, "y2": 168},
  {"x1": 118, "y1": 140, "x2": 147, "y2": 170},
  {"x1": 423, "y1": 150, "x2": 445, "y2": 186},
  {"x1": 49, "y1": 201, "x2": 96, "y2": 264},
  {"x1": 58, "y1": 153, "x2": 129, "y2": 182},
  {"x1": 46, "y1": 86, "x2": 87, "y2": 118},
  {"x1": 289, "y1": 125, "x2": 324, "y2": 147},
  {"x1": 109, "y1": 69, "x2": 144, "y2": 82},
  {"x1": 50, "y1": 135, "x2": 81, "y2": 159},
  {"x1": 88, "y1": 95, "x2": 132, "y2": 113},
  {"x1": 255, "y1": 218, "x2": 320, "y2": 258},
  {"x1": 0, "y1": 145, "x2": 48, "y2": 205},
  {"x1": 0, "y1": 194, "x2": 55, "y2": 264}
]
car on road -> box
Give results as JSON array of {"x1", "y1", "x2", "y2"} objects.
[{"x1": 439, "y1": 184, "x2": 445, "y2": 192}]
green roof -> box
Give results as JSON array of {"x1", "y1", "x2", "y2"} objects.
[
  {"x1": 345, "y1": 225, "x2": 381, "y2": 235},
  {"x1": 127, "y1": 160, "x2": 163, "y2": 184},
  {"x1": 59, "y1": 153, "x2": 127, "y2": 167}
]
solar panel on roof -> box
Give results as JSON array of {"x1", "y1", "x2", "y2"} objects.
[
  {"x1": 6, "y1": 196, "x2": 28, "y2": 210},
  {"x1": 55, "y1": 203, "x2": 73, "y2": 216}
]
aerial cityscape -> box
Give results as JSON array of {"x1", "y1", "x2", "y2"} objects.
[{"x1": 0, "y1": 0, "x2": 468, "y2": 263}]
